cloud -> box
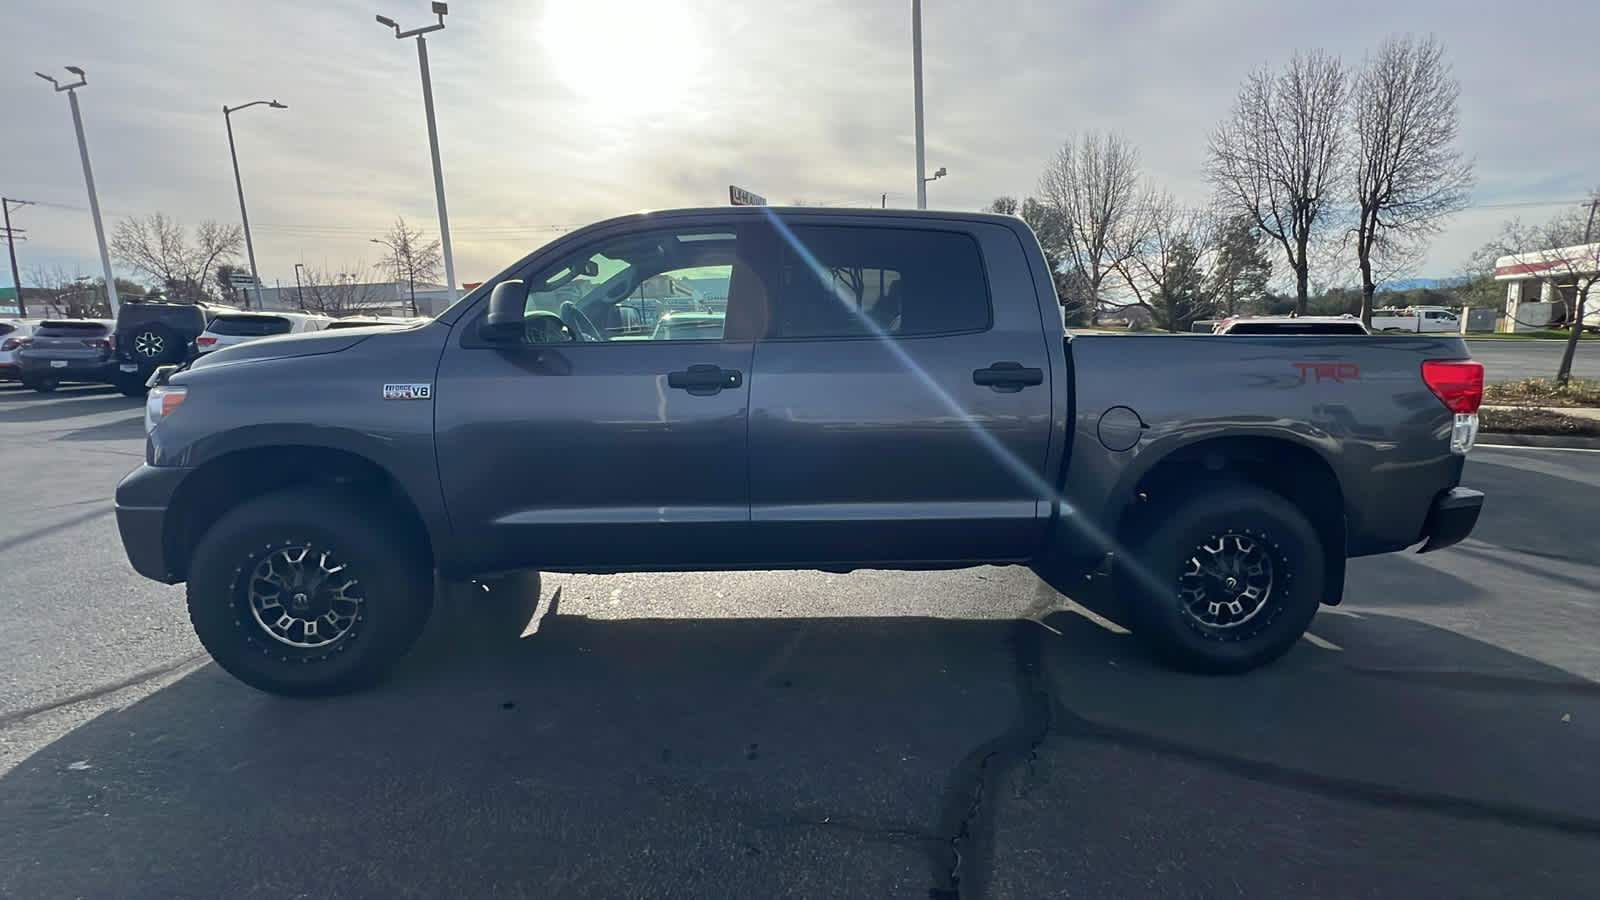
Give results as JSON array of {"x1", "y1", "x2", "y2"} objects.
[{"x1": 4, "y1": 0, "x2": 1597, "y2": 292}]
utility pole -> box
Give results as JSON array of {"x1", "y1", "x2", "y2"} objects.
[{"x1": 2, "y1": 198, "x2": 30, "y2": 317}]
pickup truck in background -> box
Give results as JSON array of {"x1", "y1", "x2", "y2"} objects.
[
  {"x1": 1371, "y1": 305, "x2": 1462, "y2": 333},
  {"x1": 114, "y1": 207, "x2": 1486, "y2": 696}
]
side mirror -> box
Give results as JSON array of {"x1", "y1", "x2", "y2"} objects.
[{"x1": 480, "y1": 280, "x2": 526, "y2": 342}]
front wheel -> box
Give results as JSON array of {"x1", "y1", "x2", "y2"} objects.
[
  {"x1": 186, "y1": 487, "x2": 434, "y2": 696},
  {"x1": 1119, "y1": 483, "x2": 1325, "y2": 673}
]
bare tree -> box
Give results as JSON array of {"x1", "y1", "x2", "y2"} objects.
[
  {"x1": 372, "y1": 217, "x2": 443, "y2": 316},
  {"x1": 110, "y1": 213, "x2": 243, "y2": 303},
  {"x1": 1208, "y1": 49, "x2": 1347, "y2": 313},
  {"x1": 20, "y1": 264, "x2": 142, "y2": 317},
  {"x1": 1113, "y1": 198, "x2": 1216, "y2": 330},
  {"x1": 1350, "y1": 35, "x2": 1474, "y2": 326},
  {"x1": 1037, "y1": 132, "x2": 1161, "y2": 323},
  {"x1": 296, "y1": 264, "x2": 390, "y2": 316}
]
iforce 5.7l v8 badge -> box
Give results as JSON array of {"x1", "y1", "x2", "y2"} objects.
[{"x1": 383, "y1": 383, "x2": 432, "y2": 400}]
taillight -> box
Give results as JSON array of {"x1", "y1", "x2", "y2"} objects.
[
  {"x1": 83, "y1": 338, "x2": 110, "y2": 350},
  {"x1": 0, "y1": 337, "x2": 27, "y2": 352},
  {"x1": 196, "y1": 336, "x2": 217, "y2": 347},
  {"x1": 1421, "y1": 359, "x2": 1483, "y2": 414}
]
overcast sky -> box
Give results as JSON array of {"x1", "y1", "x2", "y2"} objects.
[{"x1": 4, "y1": 0, "x2": 1597, "y2": 294}]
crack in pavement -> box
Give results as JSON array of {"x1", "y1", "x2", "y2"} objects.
[{"x1": 929, "y1": 620, "x2": 1052, "y2": 900}]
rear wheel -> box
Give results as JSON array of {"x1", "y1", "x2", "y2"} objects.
[
  {"x1": 186, "y1": 487, "x2": 434, "y2": 696},
  {"x1": 29, "y1": 376, "x2": 59, "y2": 393},
  {"x1": 1119, "y1": 483, "x2": 1324, "y2": 673}
]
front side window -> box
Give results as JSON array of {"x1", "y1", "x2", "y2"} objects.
[
  {"x1": 771, "y1": 226, "x2": 991, "y2": 339},
  {"x1": 505, "y1": 228, "x2": 741, "y2": 344}
]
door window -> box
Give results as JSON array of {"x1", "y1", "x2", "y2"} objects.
[
  {"x1": 770, "y1": 226, "x2": 991, "y2": 339},
  {"x1": 502, "y1": 228, "x2": 745, "y2": 345}
]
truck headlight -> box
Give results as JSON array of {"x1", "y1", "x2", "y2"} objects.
[{"x1": 145, "y1": 386, "x2": 187, "y2": 434}]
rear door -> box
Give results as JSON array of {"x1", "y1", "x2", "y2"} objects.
[{"x1": 744, "y1": 218, "x2": 1056, "y2": 565}]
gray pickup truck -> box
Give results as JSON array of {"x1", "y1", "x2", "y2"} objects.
[{"x1": 115, "y1": 207, "x2": 1485, "y2": 696}]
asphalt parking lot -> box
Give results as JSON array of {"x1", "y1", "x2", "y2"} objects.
[
  {"x1": 2, "y1": 378, "x2": 1598, "y2": 899},
  {"x1": 1465, "y1": 338, "x2": 1600, "y2": 383}
]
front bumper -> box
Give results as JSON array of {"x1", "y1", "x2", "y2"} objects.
[
  {"x1": 1416, "y1": 486, "x2": 1484, "y2": 553},
  {"x1": 114, "y1": 464, "x2": 191, "y2": 583}
]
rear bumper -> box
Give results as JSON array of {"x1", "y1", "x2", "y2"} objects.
[
  {"x1": 114, "y1": 464, "x2": 191, "y2": 583},
  {"x1": 1416, "y1": 486, "x2": 1483, "y2": 553},
  {"x1": 18, "y1": 356, "x2": 115, "y2": 379}
]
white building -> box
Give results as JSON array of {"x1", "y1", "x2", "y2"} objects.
[{"x1": 1494, "y1": 242, "x2": 1600, "y2": 332}]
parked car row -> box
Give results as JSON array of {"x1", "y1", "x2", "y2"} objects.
[{"x1": 4, "y1": 305, "x2": 424, "y2": 394}]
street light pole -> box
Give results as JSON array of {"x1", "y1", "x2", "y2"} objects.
[
  {"x1": 223, "y1": 99, "x2": 287, "y2": 311},
  {"x1": 293, "y1": 262, "x2": 307, "y2": 310},
  {"x1": 37, "y1": 67, "x2": 118, "y2": 315},
  {"x1": 912, "y1": 0, "x2": 927, "y2": 210},
  {"x1": 377, "y1": 3, "x2": 459, "y2": 302}
]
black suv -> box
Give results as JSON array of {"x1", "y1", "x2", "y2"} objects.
[{"x1": 112, "y1": 301, "x2": 231, "y2": 396}]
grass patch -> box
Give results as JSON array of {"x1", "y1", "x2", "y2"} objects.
[
  {"x1": 1479, "y1": 406, "x2": 1600, "y2": 437},
  {"x1": 1481, "y1": 377, "x2": 1600, "y2": 408}
]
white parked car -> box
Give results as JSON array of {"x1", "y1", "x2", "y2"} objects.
[
  {"x1": 195, "y1": 311, "x2": 332, "y2": 353},
  {"x1": 0, "y1": 318, "x2": 45, "y2": 382},
  {"x1": 1370, "y1": 306, "x2": 1460, "y2": 333}
]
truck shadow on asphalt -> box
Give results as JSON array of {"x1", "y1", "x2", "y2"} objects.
[
  {"x1": 0, "y1": 386, "x2": 138, "y2": 425},
  {"x1": 3, "y1": 596, "x2": 1597, "y2": 899},
  {"x1": 52, "y1": 414, "x2": 148, "y2": 442}
]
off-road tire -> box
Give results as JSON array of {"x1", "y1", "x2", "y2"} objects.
[
  {"x1": 186, "y1": 487, "x2": 434, "y2": 696},
  {"x1": 1120, "y1": 483, "x2": 1325, "y2": 674}
]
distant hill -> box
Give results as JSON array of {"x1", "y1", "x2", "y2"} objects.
[{"x1": 1381, "y1": 278, "x2": 1452, "y2": 292}]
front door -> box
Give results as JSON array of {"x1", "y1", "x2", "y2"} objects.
[{"x1": 434, "y1": 221, "x2": 764, "y2": 573}]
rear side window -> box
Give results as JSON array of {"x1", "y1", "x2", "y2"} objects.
[
  {"x1": 773, "y1": 226, "x2": 991, "y2": 339},
  {"x1": 0, "y1": 324, "x2": 15, "y2": 338},
  {"x1": 209, "y1": 315, "x2": 293, "y2": 337},
  {"x1": 36, "y1": 321, "x2": 111, "y2": 337}
]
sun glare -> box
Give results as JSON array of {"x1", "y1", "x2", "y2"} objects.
[{"x1": 538, "y1": 0, "x2": 706, "y2": 112}]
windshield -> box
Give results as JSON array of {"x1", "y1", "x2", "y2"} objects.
[{"x1": 207, "y1": 315, "x2": 293, "y2": 337}]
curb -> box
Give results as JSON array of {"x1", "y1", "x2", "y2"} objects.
[{"x1": 1477, "y1": 432, "x2": 1600, "y2": 450}]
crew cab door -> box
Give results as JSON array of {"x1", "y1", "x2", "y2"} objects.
[
  {"x1": 744, "y1": 219, "x2": 1056, "y2": 565},
  {"x1": 434, "y1": 220, "x2": 765, "y2": 572}
]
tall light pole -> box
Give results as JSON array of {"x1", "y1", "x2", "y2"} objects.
[
  {"x1": 35, "y1": 67, "x2": 119, "y2": 316},
  {"x1": 376, "y1": 2, "x2": 459, "y2": 302},
  {"x1": 912, "y1": 0, "x2": 927, "y2": 210},
  {"x1": 223, "y1": 99, "x2": 287, "y2": 310}
]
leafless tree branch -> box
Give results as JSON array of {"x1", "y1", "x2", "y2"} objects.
[{"x1": 1351, "y1": 34, "x2": 1475, "y2": 325}]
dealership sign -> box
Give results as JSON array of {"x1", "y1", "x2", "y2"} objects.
[{"x1": 728, "y1": 185, "x2": 766, "y2": 207}]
